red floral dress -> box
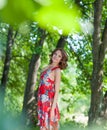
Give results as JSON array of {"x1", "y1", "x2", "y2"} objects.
[{"x1": 37, "y1": 66, "x2": 60, "y2": 130}]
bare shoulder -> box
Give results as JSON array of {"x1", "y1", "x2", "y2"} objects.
[{"x1": 54, "y1": 68, "x2": 61, "y2": 82}]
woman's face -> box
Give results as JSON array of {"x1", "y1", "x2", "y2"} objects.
[{"x1": 52, "y1": 50, "x2": 62, "y2": 64}]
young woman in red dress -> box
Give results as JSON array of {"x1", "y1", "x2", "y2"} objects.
[{"x1": 37, "y1": 48, "x2": 68, "y2": 130}]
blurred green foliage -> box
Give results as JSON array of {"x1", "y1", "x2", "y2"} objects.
[
  {"x1": 35, "y1": 0, "x2": 81, "y2": 34},
  {"x1": 0, "y1": 0, "x2": 40, "y2": 24},
  {"x1": 0, "y1": 0, "x2": 81, "y2": 35}
]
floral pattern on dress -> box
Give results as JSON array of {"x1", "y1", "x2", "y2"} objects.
[{"x1": 36, "y1": 67, "x2": 60, "y2": 129}]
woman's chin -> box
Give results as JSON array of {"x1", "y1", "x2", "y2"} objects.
[{"x1": 53, "y1": 60, "x2": 57, "y2": 63}]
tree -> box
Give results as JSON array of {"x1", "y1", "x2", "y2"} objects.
[
  {"x1": 56, "y1": 35, "x2": 67, "y2": 48},
  {"x1": 0, "y1": 25, "x2": 17, "y2": 109},
  {"x1": 22, "y1": 27, "x2": 46, "y2": 124},
  {"x1": 88, "y1": 0, "x2": 107, "y2": 125}
]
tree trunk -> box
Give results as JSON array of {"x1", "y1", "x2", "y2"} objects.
[
  {"x1": 100, "y1": 91, "x2": 107, "y2": 119},
  {"x1": 22, "y1": 28, "x2": 46, "y2": 125},
  {"x1": 0, "y1": 26, "x2": 17, "y2": 109},
  {"x1": 56, "y1": 35, "x2": 67, "y2": 48},
  {"x1": 88, "y1": 0, "x2": 107, "y2": 125}
]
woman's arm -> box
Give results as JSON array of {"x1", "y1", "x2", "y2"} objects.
[{"x1": 51, "y1": 68, "x2": 61, "y2": 109}]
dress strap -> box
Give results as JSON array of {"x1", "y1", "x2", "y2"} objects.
[{"x1": 51, "y1": 66, "x2": 60, "y2": 71}]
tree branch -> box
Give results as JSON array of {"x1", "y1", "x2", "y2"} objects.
[
  {"x1": 56, "y1": 35, "x2": 67, "y2": 48},
  {"x1": 99, "y1": 19, "x2": 107, "y2": 63},
  {"x1": 68, "y1": 42, "x2": 91, "y2": 80},
  {"x1": 92, "y1": 0, "x2": 103, "y2": 62},
  {"x1": 102, "y1": 19, "x2": 107, "y2": 53},
  {"x1": 12, "y1": 55, "x2": 31, "y2": 61}
]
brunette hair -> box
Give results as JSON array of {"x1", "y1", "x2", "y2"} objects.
[{"x1": 49, "y1": 48, "x2": 68, "y2": 70}]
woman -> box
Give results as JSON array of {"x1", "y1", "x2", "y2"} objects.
[{"x1": 37, "y1": 48, "x2": 68, "y2": 130}]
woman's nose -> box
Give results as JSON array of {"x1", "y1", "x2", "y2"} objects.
[{"x1": 55, "y1": 55, "x2": 57, "y2": 58}]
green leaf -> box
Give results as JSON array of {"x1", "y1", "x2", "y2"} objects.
[
  {"x1": 0, "y1": 0, "x2": 41, "y2": 25},
  {"x1": 35, "y1": 0, "x2": 81, "y2": 35}
]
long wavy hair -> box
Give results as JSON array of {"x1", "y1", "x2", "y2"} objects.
[{"x1": 49, "y1": 48, "x2": 68, "y2": 70}]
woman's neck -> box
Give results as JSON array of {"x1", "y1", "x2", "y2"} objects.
[{"x1": 49, "y1": 63, "x2": 59, "y2": 67}]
